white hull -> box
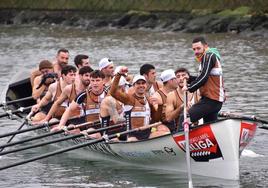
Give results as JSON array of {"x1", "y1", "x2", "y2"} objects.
[{"x1": 37, "y1": 118, "x2": 257, "y2": 180}]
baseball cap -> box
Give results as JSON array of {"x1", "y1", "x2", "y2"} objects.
[
  {"x1": 99, "y1": 58, "x2": 113, "y2": 70},
  {"x1": 132, "y1": 75, "x2": 146, "y2": 84},
  {"x1": 160, "y1": 69, "x2": 176, "y2": 82}
]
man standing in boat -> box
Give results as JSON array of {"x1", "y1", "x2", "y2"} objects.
[
  {"x1": 31, "y1": 65, "x2": 77, "y2": 122},
  {"x1": 110, "y1": 67, "x2": 170, "y2": 141},
  {"x1": 150, "y1": 69, "x2": 178, "y2": 133},
  {"x1": 54, "y1": 70, "x2": 108, "y2": 138},
  {"x1": 182, "y1": 37, "x2": 225, "y2": 124}
]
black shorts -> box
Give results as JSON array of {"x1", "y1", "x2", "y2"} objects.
[
  {"x1": 66, "y1": 116, "x2": 86, "y2": 126},
  {"x1": 128, "y1": 128, "x2": 151, "y2": 140},
  {"x1": 189, "y1": 97, "x2": 222, "y2": 123},
  {"x1": 40, "y1": 102, "x2": 53, "y2": 114},
  {"x1": 163, "y1": 121, "x2": 177, "y2": 133}
]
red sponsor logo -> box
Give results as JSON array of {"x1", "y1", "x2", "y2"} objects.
[
  {"x1": 239, "y1": 122, "x2": 257, "y2": 154},
  {"x1": 173, "y1": 125, "x2": 223, "y2": 161}
]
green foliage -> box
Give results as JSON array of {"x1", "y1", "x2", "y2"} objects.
[{"x1": 217, "y1": 6, "x2": 251, "y2": 17}]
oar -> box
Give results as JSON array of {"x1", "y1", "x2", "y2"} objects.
[
  {"x1": 0, "y1": 112, "x2": 33, "y2": 152},
  {"x1": 0, "y1": 96, "x2": 34, "y2": 108},
  {"x1": 218, "y1": 112, "x2": 268, "y2": 130},
  {"x1": 0, "y1": 106, "x2": 32, "y2": 119},
  {"x1": 0, "y1": 115, "x2": 81, "y2": 139},
  {"x1": 0, "y1": 123, "x2": 123, "y2": 156},
  {"x1": 0, "y1": 120, "x2": 100, "y2": 149},
  {"x1": 183, "y1": 80, "x2": 193, "y2": 188},
  {"x1": 0, "y1": 122, "x2": 161, "y2": 171}
]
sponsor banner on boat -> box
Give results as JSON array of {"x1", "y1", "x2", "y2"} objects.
[
  {"x1": 239, "y1": 121, "x2": 257, "y2": 154},
  {"x1": 173, "y1": 125, "x2": 223, "y2": 162}
]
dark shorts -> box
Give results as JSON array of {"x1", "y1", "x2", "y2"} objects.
[
  {"x1": 189, "y1": 97, "x2": 223, "y2": 123},
  {"x1": 128, "y1": 128, "x2": 151, "y2": 140},
  {"x1": 40, "y1": 102, "x2": 53, "y2": 114},
  {"x1": 163, "y1": 121, "x2": 177, "y2": 133},
  {"x1": 66, "y1": 116, "x2": 86, "y2": 127},
  {"x1": 105, "y1": 124, "x2": 127, "y2": 141}
]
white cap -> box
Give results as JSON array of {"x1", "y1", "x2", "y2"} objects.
[
  {"x1": 160, "y1": 69, "x2": 176, "y2": 82},
  {"x1": 99, "y1": 58, "x2": 113, "y2": 70},
  {"x1": 132, "y1": 75, "x2": 146, "y2": 84}
]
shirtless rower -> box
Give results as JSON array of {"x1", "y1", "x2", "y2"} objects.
[
  {"x1": 54, "y1": 70, "x2": 108, "y2": 138},
  {"x1": 150, "y1": 69, "x2": 178, "y2": 133},
  {"x1": 30, "y1": 48, "x2": 69, "y2": 85},
  {"x1": 99, "y1": 57, "x2": 114, "y2": 88},
  {"x1": 40, "y1": 66, "x2": 93, "y2": 124},
  {"x1": 165, "y1": 68, "x2": 200, "y2": 131},
  {"x1": 32, "y1": 60, "x2": 55, "y2": 101},
  {"x1": 31, "y1": 65, "x2": 77, "y2": 122},
  {"x1": 110, "y1": 67, "x2": 170, "y2": 142}
]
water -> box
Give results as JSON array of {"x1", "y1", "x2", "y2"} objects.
[{"x1": 0, "y1": 25, "x2": 267, "y2": 187}]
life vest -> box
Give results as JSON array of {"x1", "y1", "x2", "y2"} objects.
[{"x1": 199, "y1": 54, "x2": 225, "y2": 102}]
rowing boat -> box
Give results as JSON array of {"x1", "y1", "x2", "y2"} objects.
[{"x1": 2, "y1": 70, "x2": 258, "y2": 180}]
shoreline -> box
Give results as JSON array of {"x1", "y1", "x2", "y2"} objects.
[{"x1": 0, "y1": 9, "x2": 267, "y2": 38}]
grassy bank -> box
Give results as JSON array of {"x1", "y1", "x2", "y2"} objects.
[{"x1": 0, "y1": 0, "x2": 267, "y2": 14}]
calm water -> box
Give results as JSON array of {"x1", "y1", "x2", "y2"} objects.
[{"x1": 0, "y1": 25, "x2": 267, "y2": 187}]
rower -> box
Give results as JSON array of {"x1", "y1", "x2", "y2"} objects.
[
  {"x1": 127, "y1": 63, "x2": 162, "y2": 97},
  {"x1": 165, "y1": 68, "x2": 200, "y2": 131},
  {"x1": 140, "y1": 63, "x2": 163, "y2": 96},
  {"x1": 110, "y1": 67, "x2": 170, "y2": 142},
  {"x1": 31, "y1": 65, "x2": 77, "y2": 123},
  {"x1": 40, "y1": 66, "x2": 93, "y2": 124},
  {"x1": 74, "y1": 54, "x2": 92, "y2": 69},
  {"x1": 30, "y1": 48, "x2": 69, "y2": 86},
  {"x1": 99, "y1": 57, "x2": 114, "y2": 88},
  {"x1": 73, "y1": 54, "x2": 93, "y2": 87},
  {"x1": 100, "y1": 76, "x2": 128, "y2": 141},
  {"x1": 150, "y1": 69, "x2": 178, "y2": 133},
  {"x1": 32, "y1": 60, "x2": 55, "y2": 102},
  {"x1": 54, "y1": 70, "x2": 108, "y2": 138}
]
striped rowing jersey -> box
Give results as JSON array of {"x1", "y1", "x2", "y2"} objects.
[{"x1": 188, "y1": 51, "x2": 225, "y2": 102}]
